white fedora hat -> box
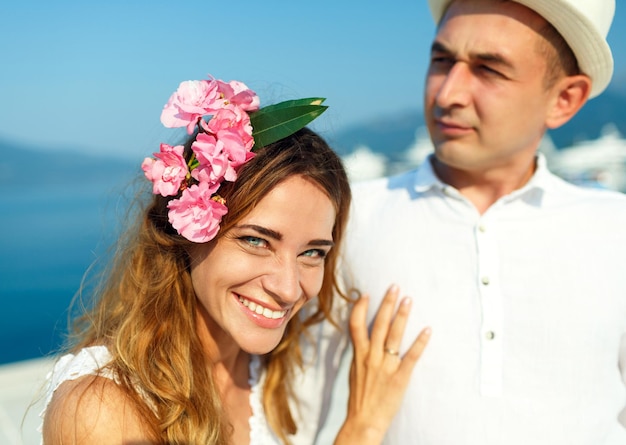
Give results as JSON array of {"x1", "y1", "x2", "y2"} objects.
[{"x1": 427, "y1": 0, "x2": 615, "y2": 98}]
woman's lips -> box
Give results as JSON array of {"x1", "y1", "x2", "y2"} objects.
[{"x1": 238, "y1": 295, "x2": 287, "y2": 319}]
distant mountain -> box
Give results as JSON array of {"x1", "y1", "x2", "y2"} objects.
[
  {"x1": 331, "y1": 87, "x2": 626, "y2": 157},
  {"x1": 0, "y1": 139, "x2": 137, "y2": 189},
  {"x1": 329, "y1": 109, "x2": 424, "y2": 161}
]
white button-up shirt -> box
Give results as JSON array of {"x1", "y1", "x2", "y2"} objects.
[{"x1": 305, "y1": 154, "x2": 626, "y2": 445}]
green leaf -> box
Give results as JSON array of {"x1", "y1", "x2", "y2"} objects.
[
  {"x1": 250, "y1": 98, "x2": 328, "y2": 149},
  {"x1": 256, "y1": 97, "x2": 326, "y2": 113}
]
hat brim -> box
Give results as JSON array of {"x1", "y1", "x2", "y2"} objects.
[{"x1": 427, "y1": 0, "x2": 613, "y2": 98}]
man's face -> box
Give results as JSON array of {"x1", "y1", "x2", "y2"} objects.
[{"x1": 424, "y1": 0, "x2": 560, "y2": 176}]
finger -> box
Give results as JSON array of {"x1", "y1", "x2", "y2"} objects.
[
  {"x1": 382, "y1": 297, "x2": 413, "y2": 355},
  {"x1": 369, "y1": 285, "x2": 400, "y2": 350},
  {"x1": 396, "y1": 327, "x2": 432, "y2": 379},
  {"x1": 349, "y1": 294, "x2": 371, "y2": 354}
]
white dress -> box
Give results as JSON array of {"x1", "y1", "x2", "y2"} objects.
[{"x1": 39, "y1": 346, "x2": 281, "y2": 445}]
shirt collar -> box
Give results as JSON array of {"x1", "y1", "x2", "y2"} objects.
[
  {"x1": 412, "y1": 154, "x2": 444, "y2": 193},
  {"x1": 411, "y1": 152, "x2": 552, "y2": 204}
]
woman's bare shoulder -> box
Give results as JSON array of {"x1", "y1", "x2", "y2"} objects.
[{"x1": 42, "y1": 374, "x2": 154, "y2": 445}]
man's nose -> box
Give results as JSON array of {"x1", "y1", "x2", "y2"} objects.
[{"x1": 434, "y1": 62, "x2": 472, "y2": 109}]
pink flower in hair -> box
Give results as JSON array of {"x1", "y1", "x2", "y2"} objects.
[
  {"x1": 141, "y1": 143, "x2": 188, "y2": 197},
  {"x1": 204, "y1": 107, "x2": 254, "y2": 150},
  {"x1": 216, "y1": 128, "x2": 256, "y2": 167},
  {"x1": 191, "y1": 131, "x2": 254, "y2": 183},
  {"x1": 191, "y1": 133, "x2": 234, "y2": 183},
  {"x1": 167, "y1": 181, "x2": 228, "y2": 243},
  {"x1": 160, "y1": 79, "x2": 222, "y2": 134},
  {"x1": 148, "y1": 74, "x2": 325, "y2": 243},
  {"x1": 217, "y1": 80, "x2": 260, "y2": 112}
]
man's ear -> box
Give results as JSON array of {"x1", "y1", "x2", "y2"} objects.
[{"x1": 545, "y1": 74, "x2": 592, "y2": 129}]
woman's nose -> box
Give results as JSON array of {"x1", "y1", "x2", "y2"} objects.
[{"x1": 262, "y1": 258, "x2": 301, "y2": 305}]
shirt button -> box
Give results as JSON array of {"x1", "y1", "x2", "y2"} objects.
[
  {"x1": 485, "y1": 331, "x2": 495, "y2": 340},
  {"x1": 478, "y1": 223, "x2": 487, "y2": 232},
  {"x1": 481, "y1": 276, "x2": 490, "y2": 285}
]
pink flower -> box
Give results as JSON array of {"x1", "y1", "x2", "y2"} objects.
[
  {"x1": 167, "y1": 181, "x2": 228, "y2": 243},
  {"x1": 201, "y1": 106, "x2": 254, "y2": 150},
  {"x1": 150, "y1": 76, "x2": 266, "y2": 243},
  {"x1": 217, "y1": 80, "x2": 260, "y2": 112},
  {"x1": 216, "y1": 128, "x2": 256, "y2": 167},
  {"x1": 191, "y1": 133, "x2": 233, "y2": 183},
  {"x1": 141, "y1": 143, "x2": 188, "y2": 196},
  {"x1": 191, "y1": 131, "x2": 255, "y2": 183},
  {"x1": 160, "y1": 79, "x2": 222, "y2": 134}
]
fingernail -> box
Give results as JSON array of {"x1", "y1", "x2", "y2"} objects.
[{"x1": 401, "y1": 297, "x2": 412, "y2": 306}]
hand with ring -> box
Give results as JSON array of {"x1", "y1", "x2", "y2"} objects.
[
  {"x1": 384, "y1": 346, "x2": 400, "y2": 356},
  {"x1": 334, "y1": 285, "x2": 431, "y2": 444}
]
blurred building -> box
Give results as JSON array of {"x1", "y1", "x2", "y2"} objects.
[{"x1": 547, "y1": 124, "x2": 626, "y2": 192}]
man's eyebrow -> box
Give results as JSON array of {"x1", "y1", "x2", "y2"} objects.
[
  {"x1": 473, "y1": 51, "x2": 515, "y2": 70},
  {"x1": 430, "y1": 41, "x2": 451, "y2": 54},
  {"x1": 430, "y1": 41, "x2": 515, "y2": 70}
]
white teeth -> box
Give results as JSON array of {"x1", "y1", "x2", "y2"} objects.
[{"x1": 239, "y1": 296, "x2": 286, "y2": 320}]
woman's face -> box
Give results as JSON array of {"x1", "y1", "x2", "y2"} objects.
[{"x1": 189, "y1": 175, "x2": 336, "y2": 355}]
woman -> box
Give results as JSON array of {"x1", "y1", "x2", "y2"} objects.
[{"x1": 41, "y1": 77, "x2": 430, "y2": 445}]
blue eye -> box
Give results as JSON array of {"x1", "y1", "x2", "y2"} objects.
[
  {"x1": 241, "y1": 236, "x2": 267, "y2": 248},
  {"x1": 302, "y1": 249, "x2": 327, "y2": 259}
]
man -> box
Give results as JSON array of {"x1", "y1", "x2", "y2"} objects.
[{"x1": 312, "y1": 0, "x2": 626, "y2": 444}]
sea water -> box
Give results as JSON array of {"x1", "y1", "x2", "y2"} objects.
[{"x1": 0, "y1": 181, "x2": 133, "y2": 364}]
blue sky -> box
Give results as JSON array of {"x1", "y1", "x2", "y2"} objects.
[{"x1": 1, "y1": 0, "x2": 625, "y2": 160}]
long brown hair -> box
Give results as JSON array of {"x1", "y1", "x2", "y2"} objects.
[{"x1": 68, "y1": 127, "x2": 351, "y2": 444}]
